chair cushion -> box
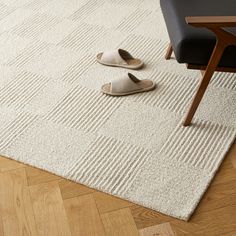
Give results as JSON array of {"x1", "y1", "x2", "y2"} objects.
[{"x1": 160, "y1": 0, "x2": 236, "y2": 68}]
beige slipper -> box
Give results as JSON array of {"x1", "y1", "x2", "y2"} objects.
[
  {"x1": 101, "y1": 73, "x2": 155, "y2": 96},
  {"x1": 96, "y1": 49, "x2": 144, "y2": 69}
]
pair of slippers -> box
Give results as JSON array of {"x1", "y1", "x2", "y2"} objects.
[{"x1": 96, "y1": 49, "x2": 156, "y2": 96}]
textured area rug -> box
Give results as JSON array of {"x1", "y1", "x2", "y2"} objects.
[{"x1": 0, "y1": 0, "x2": 235, "y2": 221}]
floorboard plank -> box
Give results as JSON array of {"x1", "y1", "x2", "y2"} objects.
[
  {"x1": 93, "y1": 191, "x2": 133, "y2": 214},
  {"x1": 59, "y1": 179, "x2": 95, "y2": 199},
  {"x1": 101, "y1": 208, "x2": 139, "y2": 236},
  {"x1": 130, "y1": 205, "x2": 172, "y2": 229},
  {"x1": 229, "y1": 141, "x2": 236, "y2": 168},
  {"x1": 29, "y1": 181, "x2": 71, "y2": 236},
  {"x1": 26, "y1": 166, "x2": 61, "y2": 186},
  {"x1": 212, "y1": 145, "x2": 236, "y2": 186},
  {"x1": 139, "y1": 222, "x2": 176, "y2": 236},
  {"x1": 195, "y1": 180, "x2": 236, "y2": 214},
  {"x1": 0, "y1": 156, "x2": 24, "y2": 172},
  {"x1": 64, "y1": 194, "x2": 105, "y2": 236},
  {"x1": 0, "y1": 168, "x2": 38, "y2": 236},
  {"x1": 0, "y1": 214, "x2": 4, "y2": 236},
  {"x1": 221, "y1": 231, "x2": 236, "y2": 236},
  {"x1": 171, "y1": 205, "x2": 236, "y2": 236}
]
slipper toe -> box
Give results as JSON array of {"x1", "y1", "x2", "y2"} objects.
[
  {"x1": 96, "y1": 52, "x2": 103, "y2": 61},
  {"x1": 101, "y1": 83, "x2": 112, "y2": 94}
]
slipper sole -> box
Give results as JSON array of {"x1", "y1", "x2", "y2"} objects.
[
  {"x1": 96, "y1": 57, "x2": 144, "y2": 70},
  {"x1": 101, "y1": 83, "x2": 156, "y2": 96}
]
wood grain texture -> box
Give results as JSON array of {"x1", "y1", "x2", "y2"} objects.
[
  {"x1": 0, "y1": 140, "x2": 235, "y2": 236},
  {"x1": 139, "y1": 222, "x2": 176, "y2": 236},
  {"x1": 0, "y1": 214, "x2": 4, "y2": 236},
  {"x1": 130, "y1": 205, "x2": 172, "y2": 230},
  {"x1": 187, "y1": 64, "x2": 236, "y2": 73},
  {"x1": 26, "y1": 166, "x2": 61, "y2": 186},
  {"x1": 101, "y1": 208, "x2": 139, "y2": 236},
  {"x1": 59, "y1": 179, "x2": 95, "y2": 200},
  {"x1": 186, "y1": 16, "x2": 236, "y2": 27},
  {"x1": 221, "y1": 231, "x2": 236, "y2": 236},
  {"x1": 29, "y1": 181, "x2": 71, "y2": 236},
  {"x1": 0, "y1": 156, "x2": 24, "y2": 172},
  {"x1": 0, "y1": 168, "x2": 38, "y2": 236},
  {"x1": 93, "y1": 191, "x2": 133, "y2": 214},
  {"x1": 165, "y1": 43, "x2": 173, "y2": 60},
  {"x1": 229, "y1": 142, "x2": 236, "y2": 168},
  {"x1": 171, "y1": 205, "x2": 236, "y2": 236},
  {"x1": 64, "y1": 194, "x2": 105, "y2": 236}
]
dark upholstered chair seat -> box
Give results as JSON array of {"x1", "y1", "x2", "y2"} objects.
[{"x1": 160, "y1": 0, "x2": 236, "y2": 68}]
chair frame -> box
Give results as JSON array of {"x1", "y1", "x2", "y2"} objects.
[{"x1": 165, "y1": 16, "x2": 236, "y2": 126}]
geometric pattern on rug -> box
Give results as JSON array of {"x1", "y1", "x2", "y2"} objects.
[
  {"x1": 46, "y1": 85, "x2": 123, "y2": 132},
  {"x1": 0, "y1": 0, "x2": 235, "y2": 221}
]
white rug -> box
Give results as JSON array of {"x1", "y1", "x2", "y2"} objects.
[{"x1": 0, "y1": 0, "x2": 235, "y2": 221}]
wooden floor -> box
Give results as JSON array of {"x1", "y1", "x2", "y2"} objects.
[{"x1": 0, "y1": 141, "x2": 235, "y2": 236}]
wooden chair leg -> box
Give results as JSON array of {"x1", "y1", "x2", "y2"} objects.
[
  {"x1": 183, "y1": 41, "x2": 226, "y2": 126},
  {"x1": 165, "y1": 43, "x2": 173, "y2": 60}
]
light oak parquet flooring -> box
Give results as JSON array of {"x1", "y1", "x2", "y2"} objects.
[{"x1": 0, "y1": 141, "x2": 235, "y2": 236}]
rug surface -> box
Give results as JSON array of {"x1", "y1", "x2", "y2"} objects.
[{"x1": 0, "y1": 0, "x2": 235, "y2": 220}]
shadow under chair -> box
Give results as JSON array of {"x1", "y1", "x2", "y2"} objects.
[{"x1": 160, "y1": 0, "x2": 236, "y2": 126}]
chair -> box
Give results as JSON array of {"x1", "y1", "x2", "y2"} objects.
[{"x1": 160, "y1": 0, "x2": 236, "y2": 126}]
